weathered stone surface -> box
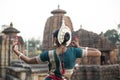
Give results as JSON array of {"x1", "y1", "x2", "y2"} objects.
[
  {"x1": 6, "y1": 60, "x2": 48, "y2": 80},
  {"x1": 6, "y1": 60, "x2": 120, "y2": 80},
  {"x1": 73, "y1": 28, "x2": 116, "y2": 50},
  {"x1": 42, "y1": 8, "x2": 73, "y2": 50},
  {"x1": 71, "y1": 64, "x2": 119, "y2": 80},
  {"x1": 73, "y1": 28, "x2": 117, "y2": 65},
  {"x1": 0, "y1": 23, "x2": 24, "y2": 79}
]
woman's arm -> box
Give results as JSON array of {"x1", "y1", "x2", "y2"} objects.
[
  {"x1": 79, "y1": 47, "x2": 101, "y2": 57},
  {"x1": 72, "y1": 37, "x2": 101, "y2": 57},
  {"x1": 13, "y1": 45, "x2": 38, "y2": 64},
  {"x1": 87, "y1": 48, "x2": 101, "y2": 57}
]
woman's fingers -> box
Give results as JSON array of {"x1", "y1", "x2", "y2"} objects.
[
  {"x1": 12, "y1": 45, "x2": 18, "y2": 52},
  {"x1": 12, "y1": 38, "x2": 19, "y2": 52},
  {"x1": 14, "y1": 45, "x2": 18, "y2": 50}
]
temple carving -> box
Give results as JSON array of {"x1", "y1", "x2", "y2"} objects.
[
  {"x1": 73, "y1": 28, "x2": 116, "y2": 65},
  {"x1": 0, "y1": 7, "x2": 119, "y2": 80},
  {"x1": 0, "y1": 23, "x2": 24, "y2": 78},
  {"x1": 42, "y1": 8, "x2": 73, "y2": 50}
]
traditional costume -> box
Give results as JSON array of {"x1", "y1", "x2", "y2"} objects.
[
  {"x1": 36, "y1": 18, "x2": 87, "y2": 80},
  {"x1": 36, "y1": 47, "x2": 83, "y2": 80}
]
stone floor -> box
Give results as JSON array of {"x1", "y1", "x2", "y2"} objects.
[
  {"x1": 0, "y1": 78, "x2": 4, "y2": 80},
  {"x1": 115, "y1": 76, "x2": 120, "y2": 80}
]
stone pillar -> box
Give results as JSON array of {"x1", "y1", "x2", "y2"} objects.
[
  {"x1": 0, "y1": 35, "x2": 8, "y2": 78},
  {"x1": 116, "y1": 43, "x2": 120, "y2": 63},
  {"x1": 38, "y1": 73, "x2": 47, "y2": 80},
  {"x1": 19, "y1": 72, "x2": 26, "y2": 80},
  {"x1": 32, "y1": 74, "x2": 38, "y2": 80}
]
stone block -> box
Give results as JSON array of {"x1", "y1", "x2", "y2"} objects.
[{"x1": 71, "y1": 64, "x2": 119, "y2": 80}]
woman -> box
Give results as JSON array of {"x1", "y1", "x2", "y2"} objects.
[{"x1": 12, "y1": 20, "x2": 101, "y2": 80}]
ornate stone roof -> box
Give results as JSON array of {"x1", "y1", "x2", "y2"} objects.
[
  {"x1": 51, "y1": 8, "x2": 66, "y2": 14},
  {"x1": 51, "y1": 5, "x2": 66, "y2": 14},
  {"x1": 2, "y1": 23, "x2": 20, "y2": 34},
  {"x1": 72, "y1": 28, "x2": 116, "y2": 51}
]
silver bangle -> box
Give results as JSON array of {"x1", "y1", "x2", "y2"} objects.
[
  {"x1": 18, "y1": 52, "x2": 24, "y2": 59},
  {"x1": 82, "y1": 47, "x2": 88, "y2": 57},
  {"x1": 85, "y1": 47, "x2": 88, "y2": 56}
]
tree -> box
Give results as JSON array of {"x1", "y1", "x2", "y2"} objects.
[
  {"x1": 104, "y1": 29, "x2": 120, "y2": 44},
  {"x1": 118, "y1": 24, "x2": 120, "y2": 29},
  {"x1": 24, "y1": 37, "x2": 42, "y2": 56}
]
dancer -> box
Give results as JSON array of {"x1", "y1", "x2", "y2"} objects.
[{"x1": 12, "y1": 19, "x2": 101, "y2": 80}]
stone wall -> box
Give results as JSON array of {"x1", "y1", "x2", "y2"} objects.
[
  {"x1": 0, "y1": 35, "x2": 24, "y2": 78},
  {"x1": 6, "y1": 60, "x2": 48, "y2": 80},
  {"x1": 6, "y1": 61, "x2": 120, "y2": 80},
  {"x1": 72, "y1": 64, "x2": 120, "y2": 80}
]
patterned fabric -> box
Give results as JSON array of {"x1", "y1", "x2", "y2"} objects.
[
  {"x1": 45, "y1": 75, "x2": 63, "y2": 80},
  {"x1": 37, "y1": 47, "x2": 83, "y2": 80}
]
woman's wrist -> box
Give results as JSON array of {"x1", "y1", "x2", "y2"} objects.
[
  {"x1": 76, "y1": 44, "x2": 80, "y2": 47},
  {"x1": 13, "y1": 45, "x2": 23, "y2": 57},
  {"x1": 75, "y1": 42, "x2": 80, "y2": 47},
  {"x1": 18, "y1": 52, "x2": 24, "y2": 59},
  {"x1": 82, "y1": 47, "x2": 88, "y2": 57}
]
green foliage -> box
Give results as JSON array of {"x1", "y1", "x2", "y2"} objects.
[
  {"x1": 118, "y1": 24, "x2": 120, "y2": 29},
  {"x1": 24, "y1": 37, "x2": 42, "y2": 56},
  {"x1": 104, "y1": 29, "x2": 120, "y2": 44}
]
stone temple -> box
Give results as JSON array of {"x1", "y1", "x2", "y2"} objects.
[
  {"x1": 42, "y1": 7, "x2": 73, "y2": 50},
  {"x1": 0, "y1": 23, "x2": 24, "y2": 79},
  {"x1": 42, "y1": 7, "x2": 117, "y2": 65},
  {"x1": 0, "y1": 7, "x2": 120, "y2": 80}
]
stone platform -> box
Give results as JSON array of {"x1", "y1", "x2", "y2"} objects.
[
  {"x1": 6, "y1": 60, "x2": 48, "y2": 80},
  {"x1": 72, "y1": 64, "x2": 120, "y2": 80},
  {"x1": 6, "y1": 60, "x2": 120, "y2": 80}
]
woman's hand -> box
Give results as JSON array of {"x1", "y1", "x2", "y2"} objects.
[
  {"x1": 12, "y1": 36, "x2": 20, "y2": 56},
  {"x1": 70, "y1": 36, "x2": 80, "y2": 47},
  {"x1": 12, "y1": 36, "x2": 39, "y2": 64}
]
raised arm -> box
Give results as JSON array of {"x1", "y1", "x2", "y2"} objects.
[
  {"x1": 71, "y1": 37, "x2": 101, "y2": 57},
  {"x1": 84, "y1": 47, "x2": 101, "y2": 57},
  {"x1": 12, "y1": 43, "x2": 38, "y2": 64}
]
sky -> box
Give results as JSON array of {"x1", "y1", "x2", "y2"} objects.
[{"x1": 0, "y1": 0, "x2": 120, "y2": 41}]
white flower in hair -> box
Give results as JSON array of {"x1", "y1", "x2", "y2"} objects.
[{"x1": 57, "y1": 18, "x2": 72, "y2": 46}]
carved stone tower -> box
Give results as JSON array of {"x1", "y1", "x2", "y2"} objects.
[
  {"x1": 42, "y1": 7, "x2": 74, "y2": 50},
  {"x1": 0, "y1": 23, "x2": 24, "y2": 78}
]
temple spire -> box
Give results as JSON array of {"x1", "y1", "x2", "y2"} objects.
[
  {"x1": 10, "y1": 22, "x2": 13, "y2": 27},
  {"x1": 51, "y1": 5, "x2": 66, "y2": 15},
  {"x1": 80, "y1": 25, "x2": 82, "y2": 29},
  {"x1": 58, "y1": 4, "x2": 60, "y2": 9}
]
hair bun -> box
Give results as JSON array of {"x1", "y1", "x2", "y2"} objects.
[{"x1": 57, "y1": 20, "x2": 72, "y2": 46}]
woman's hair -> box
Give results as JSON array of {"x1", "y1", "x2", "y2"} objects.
[
  {"x1": 53, "y1": 29, "x2": 61, "y2": 47},
  {"x1": 53, "y1": 29, "x2": 70, "y2": 47}
]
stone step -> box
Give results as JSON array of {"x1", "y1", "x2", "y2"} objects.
[
  {"x1": 7, "y1": 66, "x2": 48, "y2": 73},
  {"x1": 6, "y1": 74, "x2": 20, "y2": 80},
  {"x1": 12, "y1": 63, "x2": 48, "y2": 68},
  {"x1": 11, "y1": 60, "x2": 48, "y2": 68},
  {"x1": 0, "y1": 78, "x2": 4, "y2": 80}
]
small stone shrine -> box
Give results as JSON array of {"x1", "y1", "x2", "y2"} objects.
[
  {"x1": 72, "y1": 27, "x2": 117, "y2": 65},
  {"x1": 0, "y1": 23, "x2": 24, "y2": 79}
]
